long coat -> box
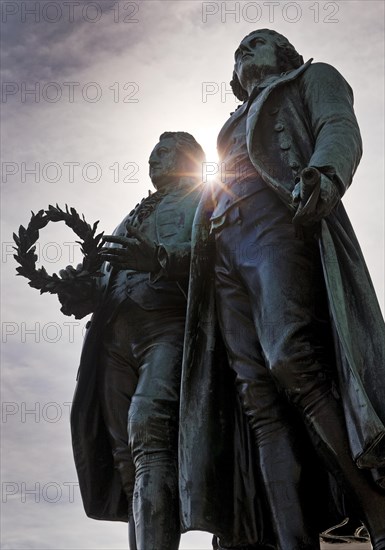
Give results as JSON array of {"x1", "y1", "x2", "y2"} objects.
[
  {"x1": 70, "y1": 184, "x2": 202, "y2": 522},
  {"x1": 179, "y1": 61, "x2": 385, "y2": 546}
]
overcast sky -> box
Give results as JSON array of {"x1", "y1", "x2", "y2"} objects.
[{"x1": 1, "y1": 1, "x2": 384, "y2": 548}]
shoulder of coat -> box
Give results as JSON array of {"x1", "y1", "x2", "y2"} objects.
[
  {"x1": 301, "y1": 61, "x2": 346, "y2": 82},
  {"x1": 300, "y1": 61, "x2": 353, "y2": 97}
]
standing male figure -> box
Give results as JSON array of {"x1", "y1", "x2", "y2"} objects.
[
  {"x1": 60, "y1": 132, "x2": 205, "y2": 550},
  {"x1": 192, "y1": 29, "x2": 385, "y2": 549}
]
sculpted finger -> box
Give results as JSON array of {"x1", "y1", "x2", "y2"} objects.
[
  {"x1": 292, "y1": 205, "x2": 315, "y2": 225},
  {"x1": 98, "y1": 247, "x2": 127, "y2": 256},
  {"x1": 59, "y1": 265, "x2": 77, "y2": 279},
  {"x1": 99, "y1": 253, "x2": 128, "y2": 264},
  {"x1": 291, "y1": 182, "x2": 301, "y2": 204},
  {"x1": 101, "y1": 235, "x2": 131, "y2": 246},
  {"x1": 107, "y1": 260, "x2": 131, "y2": 270},
  {"x1": 125, "y1": 226, "x2": 147, "y2": 242},
  {"x1": 59, "y1": 269, "x2": 69, "y2": 279}
]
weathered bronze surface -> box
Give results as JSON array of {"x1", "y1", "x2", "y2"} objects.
[
  {"x1": 16, "y1": 30, "x2": 385, "y2": 550},
  {"x1": 180, "y1": 29, "x2": 385, "y2": 550},
  {"x1": 58, "y1": 132, "x2": 205, "y2": 550}
]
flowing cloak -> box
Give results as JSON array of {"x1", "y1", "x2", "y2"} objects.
[{"x1": 178, "y1": 61, "x2": 385, "y2": 546}]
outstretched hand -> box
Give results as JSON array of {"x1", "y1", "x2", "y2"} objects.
[{"x1": 100, "y1": 226, "x2": 158, "y2": 272}]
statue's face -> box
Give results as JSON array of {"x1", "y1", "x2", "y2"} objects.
[
  {"x1": 148, "y1": 138, "x2": 183, "y2": 189},
  {"x1": 234, "y1": 31, "x2": 279, "y2": 89}
]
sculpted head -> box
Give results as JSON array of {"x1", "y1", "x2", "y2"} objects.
[
  {"x1": 231, "y1": 29, "x2": 304, "y2": 101},
  {"x1": 148, "y1": 132, "x2": 206, "y2": 190}
]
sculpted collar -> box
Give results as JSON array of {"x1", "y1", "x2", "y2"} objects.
[{"x1": 247, "y1": 59, "x2": 314, "y2": 105}]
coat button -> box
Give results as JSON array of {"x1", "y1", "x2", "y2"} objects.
[
  {"x1": 280, "y1": 142, "x2": 291, "y2": 150},
  {"x1": 274, "y1": 123, "x2": 284, "y2": 132},
  {"x1": 290, "y1": 161, "x2": 300, "y2": 170}
]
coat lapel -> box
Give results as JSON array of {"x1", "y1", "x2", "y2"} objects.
[
  {"x1": 246, "y1": 59, "x2": 313, "y2": 139},
  {"x1": 245, "y1": 60, "x2": 313, "y2": 206}
]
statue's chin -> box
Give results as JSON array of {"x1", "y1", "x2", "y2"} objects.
[
  {"x1": 238, "y1": 63, "x2": 278, "y2": 90},
  {"x1": 151, "y1": 178, "x2": 165, "y2": 190},
  {"x1": 149, "y1": 175, "x2": 162, "y2": 189}
]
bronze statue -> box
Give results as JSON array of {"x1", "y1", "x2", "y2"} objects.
[
  {"x1": 57, "y1": 132, "x2": 205, "y2": 549},
  {"x1": 14, "y1": 135, "x2": 277, "y2": 547},
  {"x1": 180, "y1": 29, "x2": 385, "y2": 549}
]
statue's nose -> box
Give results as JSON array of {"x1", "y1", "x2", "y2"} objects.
[{"x1": 239, "y1": 42, "x2": 251, "y2": 54}]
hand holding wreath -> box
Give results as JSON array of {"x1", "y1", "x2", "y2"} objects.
[{"x1": 13, "y1": 205, "x2": 105, "y2": 319}]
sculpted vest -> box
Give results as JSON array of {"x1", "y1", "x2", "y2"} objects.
[{"x1": 102, "y1": 183, "x2": 202, "y2": 315}]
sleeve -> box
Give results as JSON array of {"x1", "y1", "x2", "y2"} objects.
[{"x1": 300, "y1": 62, "x2": 363, "y2": 197}]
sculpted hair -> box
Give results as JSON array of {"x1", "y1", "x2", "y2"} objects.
[
  {"x1": 230, "y1": 29, "x2": 304, "y2": 101},
  {"x1": 159, "y1": 131, "x2": 206, "y2": 181}
]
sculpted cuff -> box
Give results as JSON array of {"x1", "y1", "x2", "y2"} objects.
[{"x1": 150, "y1": 243, "x2": 191, "y2": 282}]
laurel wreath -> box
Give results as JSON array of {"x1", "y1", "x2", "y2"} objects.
[{"x1": 13, "y1": 204, "x2": 104, "y2": 295}]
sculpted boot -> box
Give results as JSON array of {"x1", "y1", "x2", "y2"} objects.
[
  {"x1": 128, "y1": 516, "x2": 137, "y2": 550},
  {"x1": 132, "y1": 457, "x2": 180, "y2": 550},
  {"x1": 237, "y1": 378, "x2": 321, "y2": 549},
  {"x1": 256, "y1": 432, "x2": 320, "y2": 550},
  {"x1": 296, "y1": 388, "x2": 385, "y2": 549}
]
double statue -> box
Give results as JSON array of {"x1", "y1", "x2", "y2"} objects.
[{"x1": 18, "y1": 30, "x2": 385, "y2": 550}]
